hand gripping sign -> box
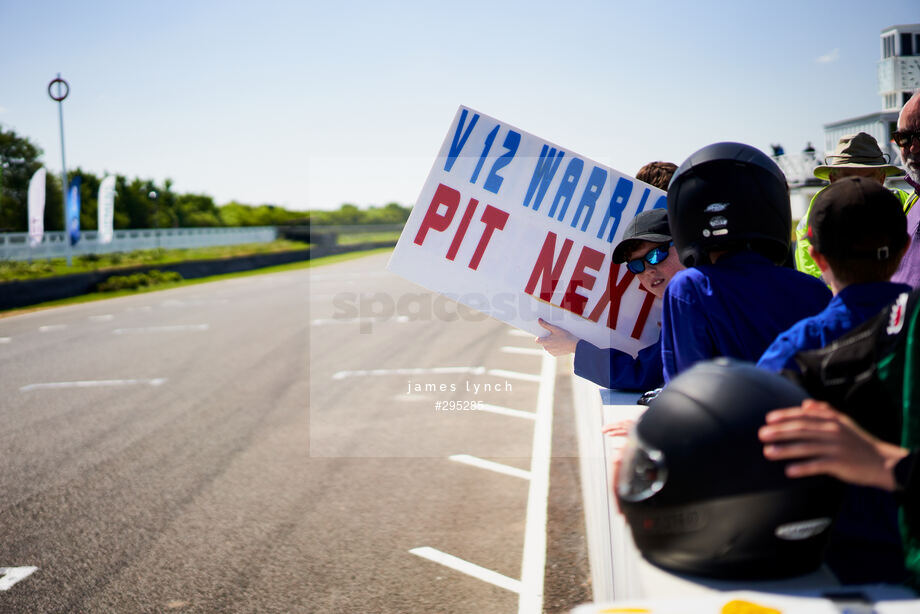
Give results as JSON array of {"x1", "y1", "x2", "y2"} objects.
[{"x1": 387, "y1": 106, "x2": 667, "y2": 356}]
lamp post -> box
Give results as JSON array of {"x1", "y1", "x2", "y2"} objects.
[
  {"x1": 0, "y1": 161, "x2": 7, "y2": 230},
  {"x1": 48, "y1": 74, "x2": 72, "y2": 266},
  {"x1": 148, "y1": 189, "x2": 159, "y2": 248}
]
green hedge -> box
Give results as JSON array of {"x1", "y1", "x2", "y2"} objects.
[{"x1": 95, "y1": 269, "x2": 183, "y2": 292}]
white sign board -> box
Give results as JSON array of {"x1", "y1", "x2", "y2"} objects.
[{"x1": 387, "y1": 106, "x2": 667, "y2": 356}]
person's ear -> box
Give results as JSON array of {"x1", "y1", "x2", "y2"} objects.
[{"x1": 808, "y1": 245, "x2": 831, "y2": 274}]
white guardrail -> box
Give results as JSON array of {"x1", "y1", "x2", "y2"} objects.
[{"x1": 0, "y1": 226, "x2": 279, "y2": 261}]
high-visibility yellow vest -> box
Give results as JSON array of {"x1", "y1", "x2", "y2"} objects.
[{"x1": 795, "y1": 187, "x2": 915, "y2": 281}]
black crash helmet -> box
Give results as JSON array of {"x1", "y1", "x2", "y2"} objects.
[
  {"x1": 616, "y1": 359, "x2": 844, "y2": 579},
  {"x1": 667, "y1": 142, "x2": 791, "y2": 267}
]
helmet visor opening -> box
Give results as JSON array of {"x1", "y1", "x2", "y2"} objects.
[{"x1": 617, "y1": 435, "x2": 668, "y2": 502}]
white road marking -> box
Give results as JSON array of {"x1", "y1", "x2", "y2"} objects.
[
  {"x1": 0, "y1": 567, "x2": 38, "y2": 591},
  {"x1": 391, "y1": 393, "x2": 434, "y2": 402},
  {"x1": 500, "y1": 346, "x2": 544, "y2": 356},
  {"x1": 88, "y1": 314, "x2": 114, "y2": 322},
  {"x1": 0, "y1": 337, "x2": 10, "y2": 344},
  {"x1": 487, "y1": 368, "x2": 542, "y2": 383},
  {"x1": 308, "y1": 271, "x2": 390, "y2": 281},
  {"x1": 113, "y1": 324, "x2": 209, "y2": 334},
  {"x1": 38, "y1": 324, "x2": 67, "y2": 332},
  {"x1": 449, "y1": 454, "x2": 531, "y2": 480},
  {"x1": 333, "y1": 366, "x2": 487, "y2": 380},
  {"x1": 332, "y1": 366, "x2": 541, "y2": 382},
  {"x1": 161, "y1": 299, "x2": 229, "y2": 307},
  {"x1": 518, "y1": 353, "x2": 556, "y2": 614},
  {"x1": 312, "y1": 316, "x2": 409, "y2": 326},
  {"x1": 409, "y1": 547, "x2": 522, "y2": 594},
  {"x1": 20, "y1": 378, "x2": 167, "y2": 392},
  {"x1": 478, "y1": 403, "x2": 536, "y2": 420},
  {"x1": 307, "y1": 293, "x2": 375, "y2": 301}
]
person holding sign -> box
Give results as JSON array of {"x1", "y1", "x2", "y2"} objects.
[
  {"x1": 535, "y1": 162, "x2": 680, "y2": 391},
  {"x1": 536, "y1": 208, "x2": 681, "y2": 390},
  {"x1": 661, "y1": 142, "x2": 832, "y2": 381}
]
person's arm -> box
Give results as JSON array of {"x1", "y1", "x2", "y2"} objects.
[
  {"x1": 756, "y1": 334, "x2": 797, "y2": 373},
  {"x1": 756, "y1": 321, "x2": 815, "y2": 373},
  {"x1": 535, "y1": 318, "x2": 663, "y2": 390},
  {"x1": 758, "y1": 399, "x2": 909, "y2": 490},
  {"x1": 660, "y1": 276, "x2": 713, "y2": 382},
  {"x1": 573, "y1": 338, "x2": 663, "y2": 391}
]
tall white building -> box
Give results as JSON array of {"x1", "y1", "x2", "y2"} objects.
[
  {"x1": 824, "y1": 24, "x2": 920, "y2": 169},
  {"x1": 778, "y1": 24, "x2": 919, "y2": 219}
]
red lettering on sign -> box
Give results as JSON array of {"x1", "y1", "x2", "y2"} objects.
[
  {"x1": 415, "y1": 183, "x2": 460, "y2": 246},
  {"x1": 469, "y1": 205, "x2": 509, "y2": 270},
  {"x1": 446, "y1": 198, "x2": 479, "y2": 261},
  {"x1": 524, "y1": 231, "x2": 574, "y2": 301},
  {"x1": 630, "y1": 286, "x2": 657, "y2": 340},
  {"x1": 561, "y1": 246, "x2": 604, "y2": 317},
  {"x1": 586, "y1": 262, "x2": 635, "y2": 330}
]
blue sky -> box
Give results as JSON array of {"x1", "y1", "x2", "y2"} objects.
[{"x1": 0, "y1": 0, "x2": 917, "y2": 211}]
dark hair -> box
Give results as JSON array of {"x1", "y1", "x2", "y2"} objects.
[
  {"x1": 822, "y1": 251, "x2": 905, "y2": 286},
  {"x1": 636, "y1": 161, "x2": 678, "y2": 190}
]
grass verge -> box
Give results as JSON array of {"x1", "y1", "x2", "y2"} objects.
[
  {"x1": 0, "y1": 247, "x2": 393, "y2": 318},
  {"x1": 0, "y1": 240, "x2": 312, "y2": 282},
  {"x1": 337, "y1": 231, "x2": 402, "y2": 245}
]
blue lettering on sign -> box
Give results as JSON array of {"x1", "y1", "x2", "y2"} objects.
[
  {"x1": 483, "y1": 129, "x2": 520, "y2": 194},
  {"x1": 634, "y1": 187, "x2": 651, "y2": 215},
  {"x1": 522, "y1": 145, "x2": 565, "y2": 210},
  {"x1": 652, "y1": 194, "x2": 668, "y2": 210},
  {"x1": 444, "y1": 109, "x2": 479, "y2": 173},
  {"x1": 549, "y1": 157, "x2": 584, "y2": 221},
  {"x1": 597, "y1": 177, "x2": 634, "y2": 242},
  {"x1": 471, "y1": 125, "x2": 498, "y2": 185},
  {"x1": 570, "y1": 165, "x2": 607, "y2": 232}
]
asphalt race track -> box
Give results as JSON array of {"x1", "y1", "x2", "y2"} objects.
[{"x1": 0, "y1": 252, "x2": 589, "y2": 613}]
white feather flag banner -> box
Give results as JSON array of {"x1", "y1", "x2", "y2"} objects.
[
  {"x1": 27, "y1": 167, "x2": 46, "y2": 247},
  {"x1": 97, "y1": 175, "x2": 116, "y2": 244}
]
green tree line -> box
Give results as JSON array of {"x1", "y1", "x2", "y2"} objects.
[{"x1": 0, "y1": 125, "x2": 411, "y2": 232}]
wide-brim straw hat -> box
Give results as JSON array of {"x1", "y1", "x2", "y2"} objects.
[{"x1": 813, "y1": 132, "x2": 903, "y2": 180}]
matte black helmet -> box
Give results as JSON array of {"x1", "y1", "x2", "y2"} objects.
[
  {"x1": 616, "y1": 359, "x2": 844, "y2": 579},
  {"x1": 667, "y1": 142, "x2": 791, "y2": 267}
]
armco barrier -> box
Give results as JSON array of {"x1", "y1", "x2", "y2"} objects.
[
  {"x1": 0, "y1": 224, "x2": 406, "y2": 261},
  {"x1": 0, "y1": 227, "x2": 279, "y2": 261},
  {"x1": 0, "y1": 241, "x2": 395, "y2": 311}
]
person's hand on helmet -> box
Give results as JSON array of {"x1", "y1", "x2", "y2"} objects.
[
  {"x1": 759, "y1": 399, "x2": 908, "y2": 491},
  {"x1": 601, "y1": 418, "x2": 636, "y2": 438}
]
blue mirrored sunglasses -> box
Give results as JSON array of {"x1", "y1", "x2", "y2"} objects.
[{"x1": 626, "y1": 242, "x2": 672, "y2": 274}]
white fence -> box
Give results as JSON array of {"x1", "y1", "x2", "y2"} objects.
[{"x1": 0, "y1": 226, "x2": 278, "y2": 261}]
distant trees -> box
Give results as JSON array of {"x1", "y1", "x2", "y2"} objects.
[
  {"x1": 0, "y1": 125, "x2": 62, "y2": 232},
  {"x1": 0, "y1": 124, "x2": 411, "y2": 232},
  {"x1": 219, "y1": 202, "x2": 306, "y2": 227},
  {"x1": 307, "y1": 202, "x2": 410, "y2": 226}
]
